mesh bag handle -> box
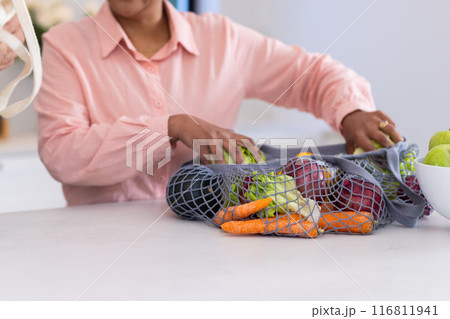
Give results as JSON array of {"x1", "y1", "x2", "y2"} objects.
[
  {"x1": 340, "y1": 142, "x2": 425, "y2": 226},
  {"x1": 324, "y1": 153, "x2": 423, "y2": 227}
]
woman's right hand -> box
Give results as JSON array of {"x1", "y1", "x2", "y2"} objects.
[
  {"x1": 168, "y1": 114, "x2": 261, "y2": 164},
  {"x1": 0, "y1": 14, "x2": 25, "y2": 71}
]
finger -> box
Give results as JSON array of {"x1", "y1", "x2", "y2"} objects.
[
  {"x1": 375, "y1": 111, "x2": 396, "y2": 127},
  {"x1": 370, "y1": 130, "x2": 394, "y2": 148},
  {"x1": 355, "y1": 135, "x2": 377, "y2": 152},
  {"x1": 199, "y1": 144, "x2": 223, "y2": 165},
  {"x1": 199, "y1": 155, "x2": 208, "y2": 165},
  {"x1": 0, "y1": 47, "x2": 13, "y2": 58},
  {"x1": 223, "y1": 138, "x2": 243, "y2": 164},
  {"x1": 345, "y1": 140, "x2": 355, "y2": 154},
  {"x1": 199, "y1": 146, "x2": 211, "y2": 165},
  {"x1": 4, "y1": 15, "x2": 20, "y2": 33},
  {"x1": 235, "y1": 145, "x2": 245, "y2": 164},
  {"x1": 0, "y1": 42, "x2": 8, "y2": 54},
  {"x1": 5, "y1": 48, "x2": 16, "y2": 61},
  {"x1": 381, "y1": 123, "x2": 403, "y2": 143},
  {"x1": 0, "y1": 50, "x2": 15, "y2": 70},
  {"x1": 199, "y1": 145, "x2": 212, "y2": 164},
  {"x1": 228, "y1": 134, "x2": 251, "y2": 164},
  {"x1": 373, "y1": 112, "x2": 403, "y2": 142},
  {"x1": 13, "y1": 28, "x2": 25, "y2": 44},
  {"x1": 0, "y1": 59, "x2": 14, "y2": 71},
  {"x1": 211, "y1": 142, "x2": 226, "y2": 164},
  {"x1": 236, "y1": 136, "x2": 264, "y2": 163}
]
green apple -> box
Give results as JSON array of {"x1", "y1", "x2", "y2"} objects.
[
  {"x1": 353, "y1": 135, "x2": 394, "y2": 155},
  {"x1": 424, "y1": 144, "x2": 450, "y2": 167},
  {"x1": 428, "y1": 129, "x2": 450, "y2": 151}
]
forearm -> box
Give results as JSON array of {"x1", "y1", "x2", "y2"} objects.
[
  {"x1": 38, "y1": 114, "x2": 172, "y2": 186},
  {"x1": 233, "y1": 20, "x2": 376, "y2": 131},
  {"x1": 257, "y1": 49, "x2": 376, "y2": 131}
]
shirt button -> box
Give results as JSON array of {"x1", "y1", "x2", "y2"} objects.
[
  {"x1": 147, "y1": 67, "x2": 154, "y2": 73},
  {"x1": 155, "y1": 100, "x2": 162, "y2": 108},
  {"x1": 159, "y1": 176, "x2": 166, "y2": 182}
]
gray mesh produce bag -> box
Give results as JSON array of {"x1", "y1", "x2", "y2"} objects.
[{"x1": 166, "y1": 141, "x2": 431, "y2": 238}]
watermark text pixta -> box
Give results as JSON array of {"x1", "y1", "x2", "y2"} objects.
[{"x1": 126, "y1": 130, "x2": 322, "y2": 175}]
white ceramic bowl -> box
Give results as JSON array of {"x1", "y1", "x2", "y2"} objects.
[{"x1": 415, "y1": 157, "x2": 450, "y2": 219}]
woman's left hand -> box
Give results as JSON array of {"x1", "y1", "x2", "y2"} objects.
[
  {"x1": 0, "y1": 14, "x2": 25, "y2": 71},
  {"x1": 340, "y1": 110, "x2": 404, "y2": 154}
]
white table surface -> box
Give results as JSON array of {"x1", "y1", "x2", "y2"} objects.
[
  {"x1": 1, "y1": 200, "x2": 449, "y2": 301},
  {"x1": 0, "y1": 151, "x2": 66, "y2": 214}
]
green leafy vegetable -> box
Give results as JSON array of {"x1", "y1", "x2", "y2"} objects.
[
  {"x1": 223, "y1": 146, "x2": 266, "y2": 164},
  {"x1": 227, "y1": 182, "x2": 240, "y2": 207},
  {"x1": 246, "y1": 171, "x2": 320, "y2": 222}
]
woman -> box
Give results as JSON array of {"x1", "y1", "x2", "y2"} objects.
[{"x1": 35, "y1": 0, "x2": 402, "y2": 205}]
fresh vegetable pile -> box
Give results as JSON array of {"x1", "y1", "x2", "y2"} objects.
[{"x1": 166, "y1": 143, "x2": 432, "y2": 238}]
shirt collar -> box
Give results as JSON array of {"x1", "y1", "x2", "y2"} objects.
[{"x1": 94, "y1": 1, "x2": 199, "y2": 59}]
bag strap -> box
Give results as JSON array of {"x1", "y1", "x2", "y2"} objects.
[
  {"x1": 0, "y1": 0, "x2": 42, "y2": 118},
  {"x1": 383, "y1": 145, "x2": 425, "y2": 224}
]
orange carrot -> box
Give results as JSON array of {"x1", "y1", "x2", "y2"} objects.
[
  {"x1": 266, "y1": 213, "x2": 301, "y2": 222},
  {"x1": 318, "y1": 211, "x2": 374, "y2": 234},
  {"x1": 221, "y1": 215, "x2": 319, "y2": 238},
  {"x1": 251, "y1": 213, "x2": 301, "y2": 224},
  {"x1": 213, "y1": 198, "x2": 272, "y2": 225}
]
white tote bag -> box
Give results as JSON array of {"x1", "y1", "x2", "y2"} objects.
[{"x1": 0, "y1": 0, "x2": 41, "y2": 118}]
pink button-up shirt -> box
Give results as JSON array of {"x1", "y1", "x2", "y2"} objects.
[{"x1": 35, "y1": 1, "x2": 375, "y2": 206}]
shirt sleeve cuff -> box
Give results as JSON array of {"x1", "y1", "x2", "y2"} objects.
[
  {"x1": 145, "y1": 114, "x2": 177, "y2": 158},
  {"x1": 146, "y1": 114, "x2": 170, "y2": 137}
]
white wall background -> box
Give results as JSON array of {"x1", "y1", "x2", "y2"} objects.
[
  {"x1": 216, "y1": 0, "x2": 450, "y2": 153},
  {"x1": 3, "y1": 0, "x2": 450, "y2": 153}
]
